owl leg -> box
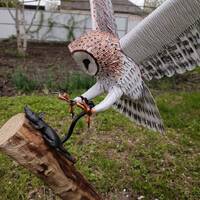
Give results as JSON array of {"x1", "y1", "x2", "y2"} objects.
[
  {"x1": 77, "y1": 86, "x2": 123, "y2": 114},
  {"x1": 76, "y1": 86, "x2": 123, "y2": 127},
  {"x1": 71, "y1": 82, "x2": 103, "y2": 127},
  {"x1": 92, "y1": 86, "x2": 123, "y2": 113},
  {"x1": 74, "y1": 82, "x2": 104, "y2": 102}
]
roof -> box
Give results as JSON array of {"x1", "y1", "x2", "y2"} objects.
[{"x1": 61, "y1": 0, "x2": 142, "y2": 15}]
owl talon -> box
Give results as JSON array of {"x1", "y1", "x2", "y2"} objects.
[
  {"x1": 86, "y1": 114, "x2": 91, "y2": 128},
  {"x1": 76, "y1": 97, "x2": 95, "y2": 128},
  {"x1": 69, "y1": 100, "x2": 76, "y2": 118},
  {"x1": 77, "y1": 102, "x2": 90, "y2": 113},
  {"x1": 69, "y1": 106, "x2": 74, "y2": 118},
  {"x1": 58, "y1": 93, "x2": 76, "y2": 116},
  {"x1": 59, "y1": 93, "x2": 95, "y2": 128},
  {"x1": 58, "y1": 93, "x2": 70, "y2": 102}
]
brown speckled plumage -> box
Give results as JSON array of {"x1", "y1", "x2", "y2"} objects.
[
  {"x1": 89, "y1": 0, "x2": 117, "y2": 36},
  {"x1": 69, "y1": 31, "x2": 122, "y2": 79}
]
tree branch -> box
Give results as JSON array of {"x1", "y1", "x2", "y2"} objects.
[
  {"x1": 0, "y1": 113, "x2": 102, "y2": 200},
  {"x1": 26, "y1": 0, "x2": 41, "y2": 33},
  {"x1": 5, "y1": 1, "x2": 16, "y2": 22}
]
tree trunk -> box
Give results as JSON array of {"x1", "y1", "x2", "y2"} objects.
[
  {"x1": 15, "y1": 3, "x2": 26, "y2": 55},
  {"x1": 20, "y1": 3, "x2": 28, "y2": 54},
  {"x1": 0, "y1": 113, "x2": 102, "y2": 200},
  {"x1": 15, "y1": 4, "x2": 23, "y2": 54}
]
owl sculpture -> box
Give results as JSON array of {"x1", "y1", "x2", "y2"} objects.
[{"x1": 67, "y1": 0, "x2": 200, "y2": 133}]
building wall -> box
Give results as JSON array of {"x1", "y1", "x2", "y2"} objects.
[{"x1": 0, "y1": 8, "x2": 144, "y2": 41}]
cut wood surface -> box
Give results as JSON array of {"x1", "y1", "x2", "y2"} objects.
[{"x1": 0, "y1": 113, "x2": 101, "y2": 200}]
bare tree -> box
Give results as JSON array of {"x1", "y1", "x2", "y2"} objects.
[{"x1": 3, "y1": 0, "x2": 41, "y2": 55}]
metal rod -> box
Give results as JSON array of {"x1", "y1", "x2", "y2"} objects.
[{"x1": 62, "y1": 111, "x2": 86, "y2": 144}]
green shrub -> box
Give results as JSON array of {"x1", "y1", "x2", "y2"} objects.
[
  {"x1": 11, "y1": 70, "x2": 95, "y2": 94},
  {"x1": 11, "y1": 70, "x2": 37, "y2": 93},
  {"x1": 44, "y1": 74, "x2": 57, "y2": 90},
  {"x1": 59, "y1": 72, "x2": 95, "y2": 92}
]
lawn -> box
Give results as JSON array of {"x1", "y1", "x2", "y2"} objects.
[{"x1": 0, "y1": 91, "x2": 199, "y2": 200}]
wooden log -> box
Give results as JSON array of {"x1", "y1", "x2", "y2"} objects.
[{"x1": 0, "y1": 113, "x2": 101, "y2": 200}]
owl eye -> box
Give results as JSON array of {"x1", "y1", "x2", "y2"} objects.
[{"x1": 83, "y1": 59, "x2": 90, "y2": 70}]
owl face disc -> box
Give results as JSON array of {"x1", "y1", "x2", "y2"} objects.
[{"x1": 72, "y1": 51, "x2": 99, "y2": 76}]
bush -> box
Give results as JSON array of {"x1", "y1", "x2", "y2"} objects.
[
  {"x1": 11, "y1": 70, "x2": 37, "y2": 93},
  {"x1": 58, "y1": 72, "x2": 95, "y2": 92},
  {"x1": 11, "y1": 70, "x2": 95, "y2": 94}
]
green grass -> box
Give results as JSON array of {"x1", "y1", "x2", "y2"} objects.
[
  {"x1": 11, "y1": 69, "x2": 95, "y2": 94},
  {"x1": 0, "y1": 92, "x2": 199, "y2": 200}
]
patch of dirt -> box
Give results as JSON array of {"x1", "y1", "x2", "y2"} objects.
[{"x1": 28, "y1": 186, "x2": 57, "y2": 200}]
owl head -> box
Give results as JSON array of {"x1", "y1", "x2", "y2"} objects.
[{"x1": 68, "y1": 31, "x2": 121, "y2": 76}]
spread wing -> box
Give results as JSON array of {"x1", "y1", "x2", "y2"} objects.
[
  {"x1": 120, "y1": 0, "x2": 200, "y2": 81},
  {"x1": 89, "y1": 0, "x2": 118, "y2": 36},
  {"x1": 113, "y1": 83, "x2": 164, "y2": 133}
]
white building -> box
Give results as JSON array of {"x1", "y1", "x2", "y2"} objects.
[
  {"x1": 0, "y1": 0, "x2": 146, "y2": 41},
  {"x1": 19, "y1": 0, "x2": 61, "y2": 11}
]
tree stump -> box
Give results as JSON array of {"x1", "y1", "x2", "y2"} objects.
[{"x1": 0, "y1": 113, "x2": 101, "y2": 200}]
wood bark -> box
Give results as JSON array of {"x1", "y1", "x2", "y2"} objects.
[{"x1": 0, "y1": 113, "x2": 101, "y2": 200}]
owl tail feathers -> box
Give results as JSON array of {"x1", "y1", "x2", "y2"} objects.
[{"x1": 113, "y1": 83, "x2": 164, "y2": 133}]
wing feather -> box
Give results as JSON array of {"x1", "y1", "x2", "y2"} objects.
[
  {"x1": 89, "y1": 0, "x2": 117, "y2": 36},
  {"x1": 120, "y1": 0, "x2": 200, "y2": 81},
  {"x1": 113, "y1": 83, "x2": 164, "y2": 133}
]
